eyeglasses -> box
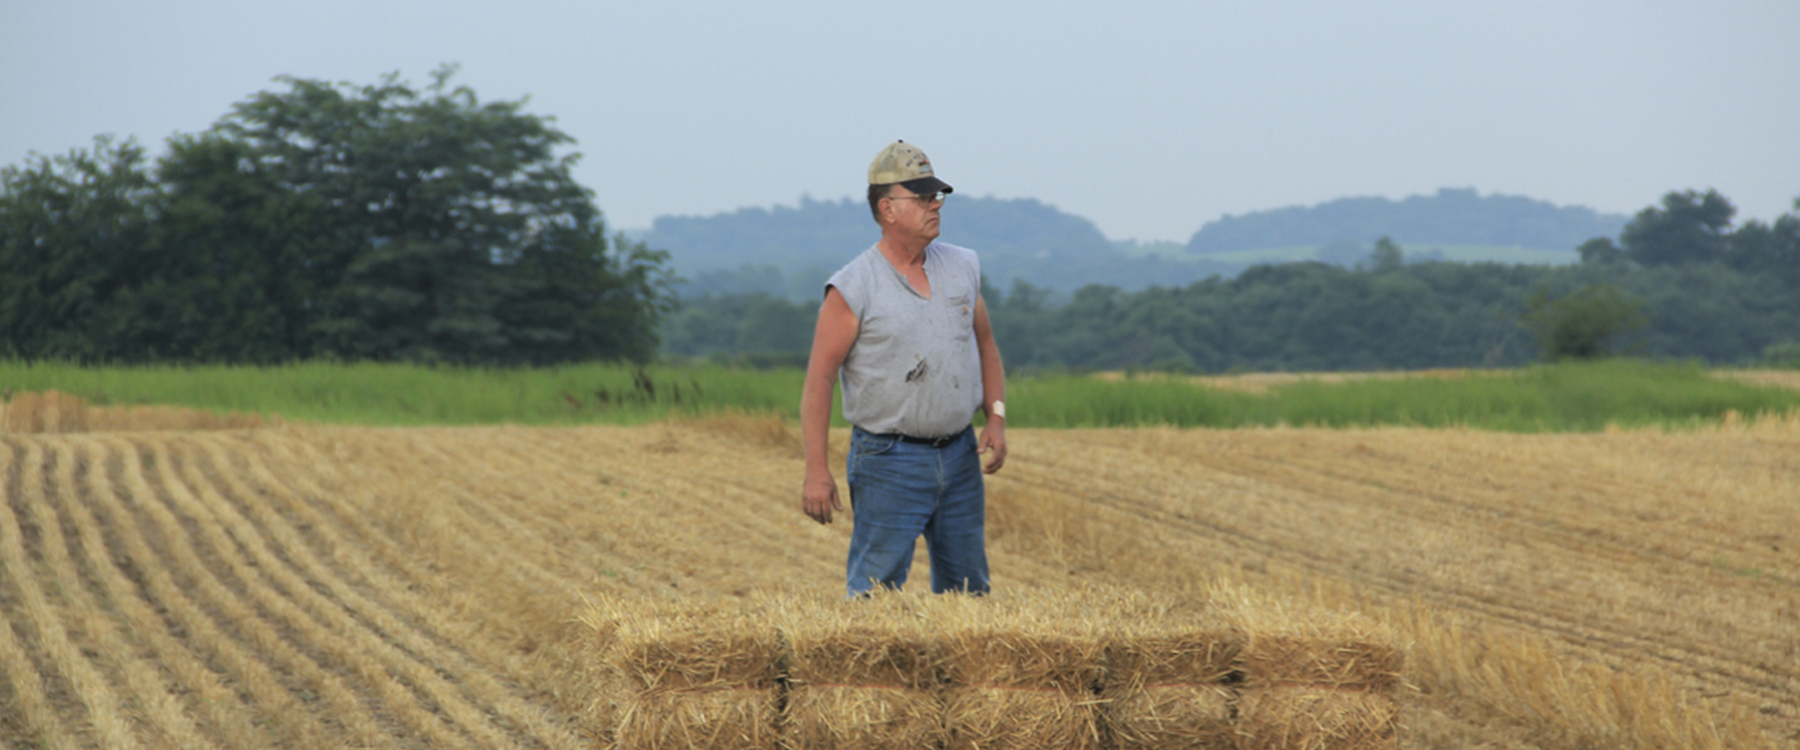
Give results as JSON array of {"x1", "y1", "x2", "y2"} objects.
[{"x1": 886, "y1": 191, "x2": 948, "y2": 206}]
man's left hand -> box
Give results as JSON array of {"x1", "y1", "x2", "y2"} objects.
[{"x1": 978, "y1": 420, "x2": 1007, "y2": 474}]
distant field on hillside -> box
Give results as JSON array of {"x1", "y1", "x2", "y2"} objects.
[{"x1": 1193, "y1": 244, "x2": 1578, "y2": 266}]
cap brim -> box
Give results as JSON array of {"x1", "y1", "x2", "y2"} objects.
[{"x1": 900, "y1": 176, "x2": 953, "y2": 195}]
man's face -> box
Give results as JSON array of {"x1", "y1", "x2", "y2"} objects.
[{"x1": 883, "y1": 185, "x2": 943, "y2": 243}]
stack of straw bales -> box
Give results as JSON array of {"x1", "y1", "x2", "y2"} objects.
[
  {"x1": 2, "y1": 390, "x2": 93, "y2": 433},
  {"x1": 576, "y1": 585, "x2": 1402, "y2": 750}
]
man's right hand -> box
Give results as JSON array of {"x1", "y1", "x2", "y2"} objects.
[
  {"x1": 802, "y1": 475, "x2": 843, "y2": 525},
  {"x1": 800, "y1": 287, "x2": 857, "y2": 527}
]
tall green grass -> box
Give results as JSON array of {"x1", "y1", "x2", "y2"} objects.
[
  {"x1": 1017, "y1": 360, "x2": 1800, "y2": 431},
  {"x1": 1, "y1": 359, "x2": 1793, "y2": 431},
  {"x1": 0, "y1": 361, "x2": 808, "y2": 426}
]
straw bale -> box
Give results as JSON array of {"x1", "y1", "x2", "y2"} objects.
[
  {"x1": 582, "y1": 595, "x2": 784, "y2": 748},
  {"x1": 1104, "y1": 684, "x2": 1236, "y2": 750},
  {"x1": 778, "y1": 597, "x2": 938, "y2": 690},
  {"x1": 946, "y1": 686, "x2": 1100, "y2": 750},
  {"x1": 1104, "y1": 631, "x2": 1243, "y2": 689},
  {"x1": 1096, "y1": 588, "x2": 1241, "y2": 680},
  {"x1": 1212, "y1": 586, "x2": 1402, "y2": 692},
  {"x1": 1236, "y1": 634, "x2": 1402, "y2": 693},
  {"x1": 939, "y1": 625, "x2": 1104, "y2": 690},
  {"x1": 0, "y1": 390, "x2": 269, "y2": 433},
  {"x1": 572, "y1": 598, "x2": 632, "y2": 738},
  {"x1": 915, "y1": 586, "x2": 1103, "y2": 691},
  {"x1": 787, "y1": 629, "x2": 936, "y2": 687},
  {"x1": 604, "y1": 599, "x2": 783, "y2": 693},
  {"x1": 1234, "y1": 687, "x2": 1399, "y2": 750},
  {"x1": 784, "y1": 685, "x2": 945, "y2": 750},
  {"x1": 918, "y1": 589, "x2": 1110, "y2": 750},
  {"x1": 614, "y1": 632, "x2": 783, "y2": 691},
  {"x1": 2, "y1": 390, "x2": 87, "y2": 433},
  {"x1": 614, "y1": 687, "x2": 781, "y2": 750}
]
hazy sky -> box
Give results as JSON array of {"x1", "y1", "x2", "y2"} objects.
[{"x1": 4, "y1": 1, "x2": 1797, "y2": 242}]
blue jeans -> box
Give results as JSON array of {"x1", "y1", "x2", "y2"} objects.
[{"x1": 845, "y1": 425, "x2": 991, "y2": 596}]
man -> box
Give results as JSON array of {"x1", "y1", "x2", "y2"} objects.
[{"x1": 800, "y1": 140, "x2": 1008, "y2": 597}]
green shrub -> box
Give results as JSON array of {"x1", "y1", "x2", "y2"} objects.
[{"x1": 1762, "y1": 342, "x2": 1800, "y2": 369}]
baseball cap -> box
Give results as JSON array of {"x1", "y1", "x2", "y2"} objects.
[{"x1": 868, "y1": 140, "x2": 953, "y2": 196}]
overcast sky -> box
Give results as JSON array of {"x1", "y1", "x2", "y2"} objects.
[{"x1": 4, "y1": 1, "x2": 1797, "y2": 242}]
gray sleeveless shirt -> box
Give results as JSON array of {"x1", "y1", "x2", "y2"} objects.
[{"x1": 826, "y1": 241, "x2": 985, "y2": 438}]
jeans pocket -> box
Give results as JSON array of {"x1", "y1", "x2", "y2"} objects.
[
  {"x1": 853, "y1": 432, "x2": 898, "y2": 458},
  {"x1": 847, "y1": 431, "x2": 897, "y2": 490}
]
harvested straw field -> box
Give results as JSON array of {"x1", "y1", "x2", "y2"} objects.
[{"x1": 0, "y1": 400, "x2": 1796, "y2": 749}]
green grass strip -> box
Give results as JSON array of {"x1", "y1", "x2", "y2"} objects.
[
  {"x1": 0, "y1": 359, "x2": 1793, "y2": 432},
  {"x1": 0, "y1": 360, "x2": 807, "y2": 426},
  {"x1": 1014, "y1": 360, "x2": 1800, "y2": 431}
]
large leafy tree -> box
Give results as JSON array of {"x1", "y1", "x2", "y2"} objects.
[
  {"x1": 0, "y1": 67, "x2": 671, "y2": 365},
  {"x1": 1620, "y1": 189, "x2": 1735, "y2": 267},
  {"x1": 165, "y1": 66, "x2": 671, "y2": 364}
]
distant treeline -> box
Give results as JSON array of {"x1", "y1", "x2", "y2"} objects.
[
  {"x1": 664, "y1": 190, "x2": 1800, "y2": 372},
  {"x1": 643, "y1": 195, "x2": 1237, "y2": 298},
  {"x1": 7, "y1": 67, "x2": 1793, "y2": 373}
]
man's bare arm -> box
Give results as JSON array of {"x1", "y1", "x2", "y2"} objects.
[
  {"x1": 972, "y1": 294, "x2": 1007, "y2": 474},
  {"x1": 800, "y1": 287, "x2": 859, "y2": 524}
]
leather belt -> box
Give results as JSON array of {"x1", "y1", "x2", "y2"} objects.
[{"x1": 885, "y1": 432, "x2": 961, "y2": 448}]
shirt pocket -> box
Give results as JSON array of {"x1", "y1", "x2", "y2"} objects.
[{"x1": 946, "y1": 290, "x2": 975, "y2": 330}]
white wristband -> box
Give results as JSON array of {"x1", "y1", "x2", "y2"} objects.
[{"x1": 990, "y1": 401, "x2": 1006, "y2": 420}]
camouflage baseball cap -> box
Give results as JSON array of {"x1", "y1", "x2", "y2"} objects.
[{"x1": 868, "y1": 140, "x2": 953, "y2": 195}]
